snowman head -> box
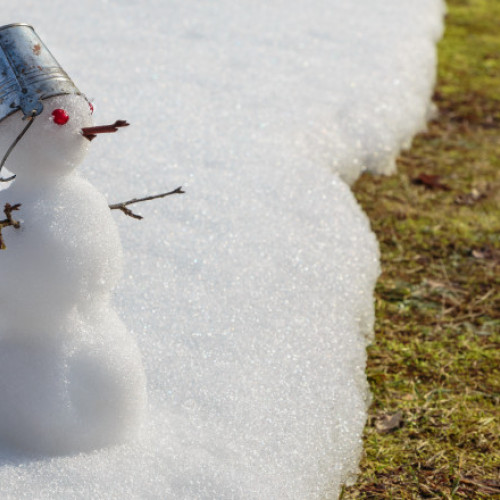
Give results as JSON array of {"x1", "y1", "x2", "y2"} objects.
[
  {"x1": 0, "y1": 94, "x2": 94, "y2": 180},
  {"x1": 0, "y1": 24, "x2": 129, "y2": 183}
]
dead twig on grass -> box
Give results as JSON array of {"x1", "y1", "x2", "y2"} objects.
[
  {"x1": 109, "y1": 186, "x2": 185, "y2": 220},
  {"x1": 459, "y1": 476, "x2": 500, "y2": 495}
]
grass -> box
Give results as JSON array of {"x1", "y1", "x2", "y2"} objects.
[{"x1": 342, "y1": 0, "x2": 500, "y2": 498}]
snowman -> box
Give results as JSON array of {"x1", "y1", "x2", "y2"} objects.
[{"x1": 0, "y1": 24, "x2": 147, "y2": 455}]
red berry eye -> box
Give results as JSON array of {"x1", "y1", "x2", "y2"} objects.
[
  {"x1": 52, "y1": 108, "x2": 70, "y2": 125},
  {"x1": 88, "y1": 102, "x2": 94, "y2": 114}
]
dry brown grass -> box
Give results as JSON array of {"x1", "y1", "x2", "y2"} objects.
[{"x1": 343, "y1": 0, "x2": 500, "y2": 497}]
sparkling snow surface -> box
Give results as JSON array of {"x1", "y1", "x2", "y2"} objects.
[{"x1": 0, "y1": 1, "x2": 444, "y2": 498}]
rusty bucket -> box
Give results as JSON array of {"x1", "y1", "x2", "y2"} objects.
[{"x1": 0, "y1": 23, "x2": 82, "y2": 123}]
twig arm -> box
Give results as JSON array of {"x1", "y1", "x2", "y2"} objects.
[
  {"x1": 0, "y1": 203, "x2": 21, "y2": 250},
  {"x1": 0, "y1": 185, "x2": 185, "y2": 248},
  {"x1": 109, "y1": 186, "x2": 185, "y2": 219}
]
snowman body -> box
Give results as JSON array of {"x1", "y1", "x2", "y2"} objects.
[{"x1": 0, "y1": 95, "x2": 147, "y2": 454}]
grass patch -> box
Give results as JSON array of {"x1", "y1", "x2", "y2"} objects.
[{"x1": 343, "y1": 0, "x2": 500, "y2": 498}]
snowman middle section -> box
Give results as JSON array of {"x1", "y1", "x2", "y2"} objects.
[{"x1": 0, "y1": 173, "x2": 147, "y2": 455}]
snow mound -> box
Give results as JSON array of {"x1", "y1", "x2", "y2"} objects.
[{"x1": 0, "y1": 0, "x2": 444, "y2": 498}]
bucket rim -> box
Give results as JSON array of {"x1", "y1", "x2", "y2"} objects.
[
  {"x1": 0, "y1": 91, "x2": 86, "y2": 125},
  {"x1": 0, "y1": 23, "x2": 34, "y2": 33}
]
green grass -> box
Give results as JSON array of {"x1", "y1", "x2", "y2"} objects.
[{"x1": 343, "y1": 0, "x2": 500, "y2": 498}]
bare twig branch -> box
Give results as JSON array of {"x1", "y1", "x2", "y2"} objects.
[
  {"x1": 81, "y1": 120, "x2": 130, "y2": 141},
  {"x1": 109, "y1": 186, "x2": 185, "y2": 219},
  {"x1": 0, "y1": 185, "x2": 184, "y2": 249},
  {"x1": 0, "y1": 203, "x2": 22, "y2": 250},
  {"x1": 0, "y1": 174, "x2": 16, "y2": 183},
  {"x1": 0, "y1": 112, "x2": 37, "y2": 182}
]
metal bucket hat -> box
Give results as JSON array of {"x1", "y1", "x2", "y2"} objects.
[{"x1": 0, "y1": 23, "x2": 82, "y2": 123}]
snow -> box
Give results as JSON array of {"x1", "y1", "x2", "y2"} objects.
[{"x1": 0, "y1": 1, "x2": 444, "y2": 498}]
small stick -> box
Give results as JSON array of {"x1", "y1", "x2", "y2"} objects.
[
  {"x1": 0, "y1": 112, "x2": 37, "y2": 182},
  {"x1": 0, "y1": 203, "x2": 21, "y2": 250},
  {"x1": 81, "y1": 120, "x2": 130, "y2": 141},
  {"x1": 109, "y1": 186, "x2": 185, "y2": 219},
  {"x1": 0, "y1": 186, "x2": 184, "y2": 248},
  {"x1": 459, "y1": 477, "x2": 500, "y2": 494}
]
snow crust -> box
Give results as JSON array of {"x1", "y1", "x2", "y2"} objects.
[{"x1": 0, "y1": 0, "x2": 444, "y2": 498}]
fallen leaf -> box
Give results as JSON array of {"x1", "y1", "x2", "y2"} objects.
[
  {"x1": 375, "y1": 410, "x2": 404, "y2": 433},
  {"x1": 412, "y1": 173, "x2": 451, "y2": 191},
  {"x1": 455, "y1": 188, "x2": 487, "y2": 205},
  {"x1": 471, "y1": 247, "x2": 494, "y2": 260}
]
